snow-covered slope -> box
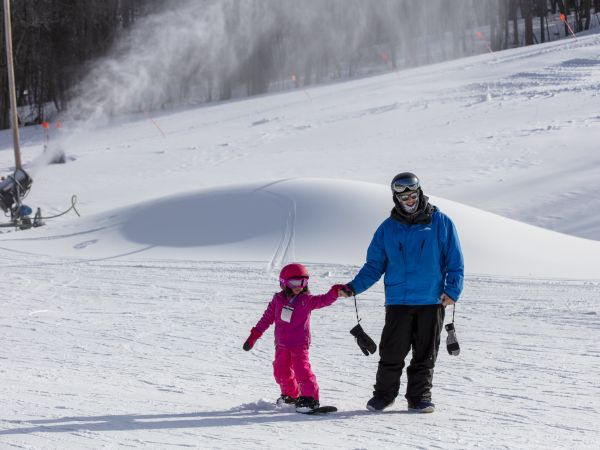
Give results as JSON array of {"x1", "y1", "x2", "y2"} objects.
[
  {"x1": 3, "y1": 28, "x2": 598, "y2": 242},
  {"x1": 1, "y1": 178, "x2": 599, "y2": 279},
  {"x1": 0, "y1": 25, "x2": 599, "y2": 450}
]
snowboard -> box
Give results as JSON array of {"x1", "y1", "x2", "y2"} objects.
[{"x1": 298, "y1": 405, "x2": 337, "y2": 415}]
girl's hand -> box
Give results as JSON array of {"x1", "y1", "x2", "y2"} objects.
[{"x1": 243, "y1": 327, "x2": 263, "y2": 351}]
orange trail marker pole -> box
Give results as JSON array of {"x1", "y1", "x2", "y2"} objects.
[
  {"x1": 560, "y1": 13, "x2": 577, "y2": 39},
  {"x1": 380, "y1": 52, "x2": 391, "y2": 66},
  {"x1": 41, "y1": 121, "x2": 50, "y2": 151},
  {"x1": 379, "y1": 51, "x2": 400, "y2": 78},
  {"x1": 143, "y1": 111, "x2": 167, "y2": 138},
  {"x1": 475, "y1": 31, "x2": 494, "y2": 54},
  {"x1": 292, "y1": 74, "x2": 312, "y2": 101}
]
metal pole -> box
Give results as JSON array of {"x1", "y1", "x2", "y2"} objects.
[{"x1": 3, "y1": 0, "x2": 22, "y2": 169}]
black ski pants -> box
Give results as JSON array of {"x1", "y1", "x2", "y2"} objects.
[{"x1": 373, "y1": 304, "x2": 444, "y2": 405}]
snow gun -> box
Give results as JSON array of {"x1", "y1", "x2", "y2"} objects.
[{"x1": 0, "y1": 168, "x2": 43, "y2": 229}]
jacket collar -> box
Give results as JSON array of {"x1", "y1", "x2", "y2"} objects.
[{"x1": 390, "y1": 191, "x2": 434, "y2": 225}]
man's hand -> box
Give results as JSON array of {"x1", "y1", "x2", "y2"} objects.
[{"x1": 440, "y1": 293, "x2": 455, "y2": 306}]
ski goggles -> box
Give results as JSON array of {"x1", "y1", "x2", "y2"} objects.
[
  {"x1": 397, "y1": 191, "x2": 419, "y2": 202},
  {"x1": 283, "y1": 277, "x2": 309, "y2": 288},
  {"x1": 392, "y1": 179, "x2": 420, "y2": 193}
]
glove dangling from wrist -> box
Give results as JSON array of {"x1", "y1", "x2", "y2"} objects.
[{"x1": 350, "y1": 323, "x2": 377, "y2": 356}]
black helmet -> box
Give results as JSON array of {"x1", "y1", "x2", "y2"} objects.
[{"x1": 391, "y1": 172, "x2": 420, "y2": 193}]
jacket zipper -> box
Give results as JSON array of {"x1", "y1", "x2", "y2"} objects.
[
  {"x1": 418, "y1": 239, "x2": 425, "y2": 260},
  {"x1": 399, "y1": 242, "x2": 406, "y2": 300}
]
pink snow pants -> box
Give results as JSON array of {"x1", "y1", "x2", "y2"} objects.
[{"x1": 273, "y1": 346, "x2": 319, "y2": 400}]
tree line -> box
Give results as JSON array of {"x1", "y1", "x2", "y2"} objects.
[
  {"x1": 488, "y1": 0, "x2": 600, "y2": 49},
  {"x1": 1, "y1": 0, "x2": 599, "y2": 130},
  {"x1": 0, "y1": 0, "x2": 163, "y2": 129}
]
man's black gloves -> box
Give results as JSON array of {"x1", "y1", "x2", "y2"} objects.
[
  {"x1": 445, "y1": 323, "x2": 460, "y2": 356},
  {"x1": 350, "y1": 323, "x2": 377, "y2": 356}
]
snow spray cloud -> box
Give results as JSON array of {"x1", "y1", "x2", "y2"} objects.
[
  {"x1": 64, "y1": 0, "x2": 377, "y2": 123},
  {"x1": 38, "y1": 0, "x2": 486, "y2": 165}
]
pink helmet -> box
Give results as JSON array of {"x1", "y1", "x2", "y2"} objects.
[{"x1": 279, "y1": 263, "x2": 309, "y2": 287}]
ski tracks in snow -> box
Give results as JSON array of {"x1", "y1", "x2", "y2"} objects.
[
  {"x1": 0, "y1": 255, "x2": 599, "y2": 449},
  {"x1": 255, "y1": 179, "x2": 297, "y2": 271}
]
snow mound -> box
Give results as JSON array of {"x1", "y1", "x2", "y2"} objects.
[{"x1": 1, "y1": 178, "x2": 598, "y2": 279}]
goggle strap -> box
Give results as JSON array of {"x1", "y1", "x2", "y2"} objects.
[{"x1": 393, "y1": 183, "x2": 419, "y2": 193}]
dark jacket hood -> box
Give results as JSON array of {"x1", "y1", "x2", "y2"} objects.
[{"x1": 391, "y1": 189, "x2": 435, "y2": 225}]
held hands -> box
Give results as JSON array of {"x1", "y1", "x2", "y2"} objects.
[
  {"x1": 243, "y1": 327, "x2": 263, "y2": 351},
  {"x1": 329, "y1": 284, "x2": 350, "y2": 298},
  {"x1": 335, "y1": 284, "x2": 355, "y2": 298}
]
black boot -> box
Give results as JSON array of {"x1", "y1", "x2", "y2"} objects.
[
  {"x1": 295, "y1": 396, "x2": 320, "y2": 413},
  {"x1": 366, "y1": 395, "x2": 395, "y2": 412},
  {"x1": 276, "y1": 394, "x2": 297, "y2": 406}
]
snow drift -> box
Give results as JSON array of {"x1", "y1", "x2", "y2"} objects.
[{"x1": 1, "y1": 178, "x2": 598, "y2": 279}]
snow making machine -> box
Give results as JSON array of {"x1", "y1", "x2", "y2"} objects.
[{"x1": 0, "y1": 168, "x2": 43, "y2": 229}]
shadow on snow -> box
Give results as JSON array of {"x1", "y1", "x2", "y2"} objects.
[{"x1": 0, "y1": 408, "x2": 398, "y2": 434}]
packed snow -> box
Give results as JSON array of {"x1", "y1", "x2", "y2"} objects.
[{"x1": 0, "y1": 25, "x2": 599, "y2": 450}]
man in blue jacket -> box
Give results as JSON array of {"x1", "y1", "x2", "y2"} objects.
[{"x1": 343, "y1": 172, "x2": 464, "y2": 413}]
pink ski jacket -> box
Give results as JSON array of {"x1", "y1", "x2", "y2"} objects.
[{"x1": 254, "y1": 288, "x2": 339, "y2": 348}]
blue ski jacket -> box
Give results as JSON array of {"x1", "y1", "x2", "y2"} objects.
[{"x1": 349, "y1": 207, "x2": 464, "y2": 305}]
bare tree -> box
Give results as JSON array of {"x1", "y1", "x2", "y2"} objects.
[{"x1": 1, "y1": 0, "x2": 146, "y2": 128}]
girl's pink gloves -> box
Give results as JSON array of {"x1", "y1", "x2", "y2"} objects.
[{"x1": 243, "y1": 327, "x2": 263, "y2": 351}]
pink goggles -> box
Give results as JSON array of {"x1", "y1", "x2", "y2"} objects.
[{"x1": 281, "y1": 277, "x2": 309, "y2": 288}]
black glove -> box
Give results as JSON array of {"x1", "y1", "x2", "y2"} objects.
[
  {"x1": 243, "y1": 328, "x2": 262, "y2": 351},
  {"x1": 350, "y1": 324, "x2": 377, "y2": 356},
  {"x1": 445, "y1": 323, "x2": 460, "y2": 356}
]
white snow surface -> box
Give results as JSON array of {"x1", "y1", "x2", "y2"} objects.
[{"x1": 0, "y1": 30, "x2": 599, "y2": 450}]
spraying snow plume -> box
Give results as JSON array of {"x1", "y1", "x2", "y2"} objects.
[
  {"x1": 63, "y1": 0, "x2": 486, "y2": 125},
  {"x1": 66, "y1": 1, "x2": 231, "y2": 122}
]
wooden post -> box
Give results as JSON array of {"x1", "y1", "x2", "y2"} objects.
[{"x1": 3, "y1": 0, "x2": 22, "y2": 170}]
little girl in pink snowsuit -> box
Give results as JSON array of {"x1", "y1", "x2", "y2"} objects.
[{"x1": 243, "y1": 263, "x2": 345, "y2": 413}]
